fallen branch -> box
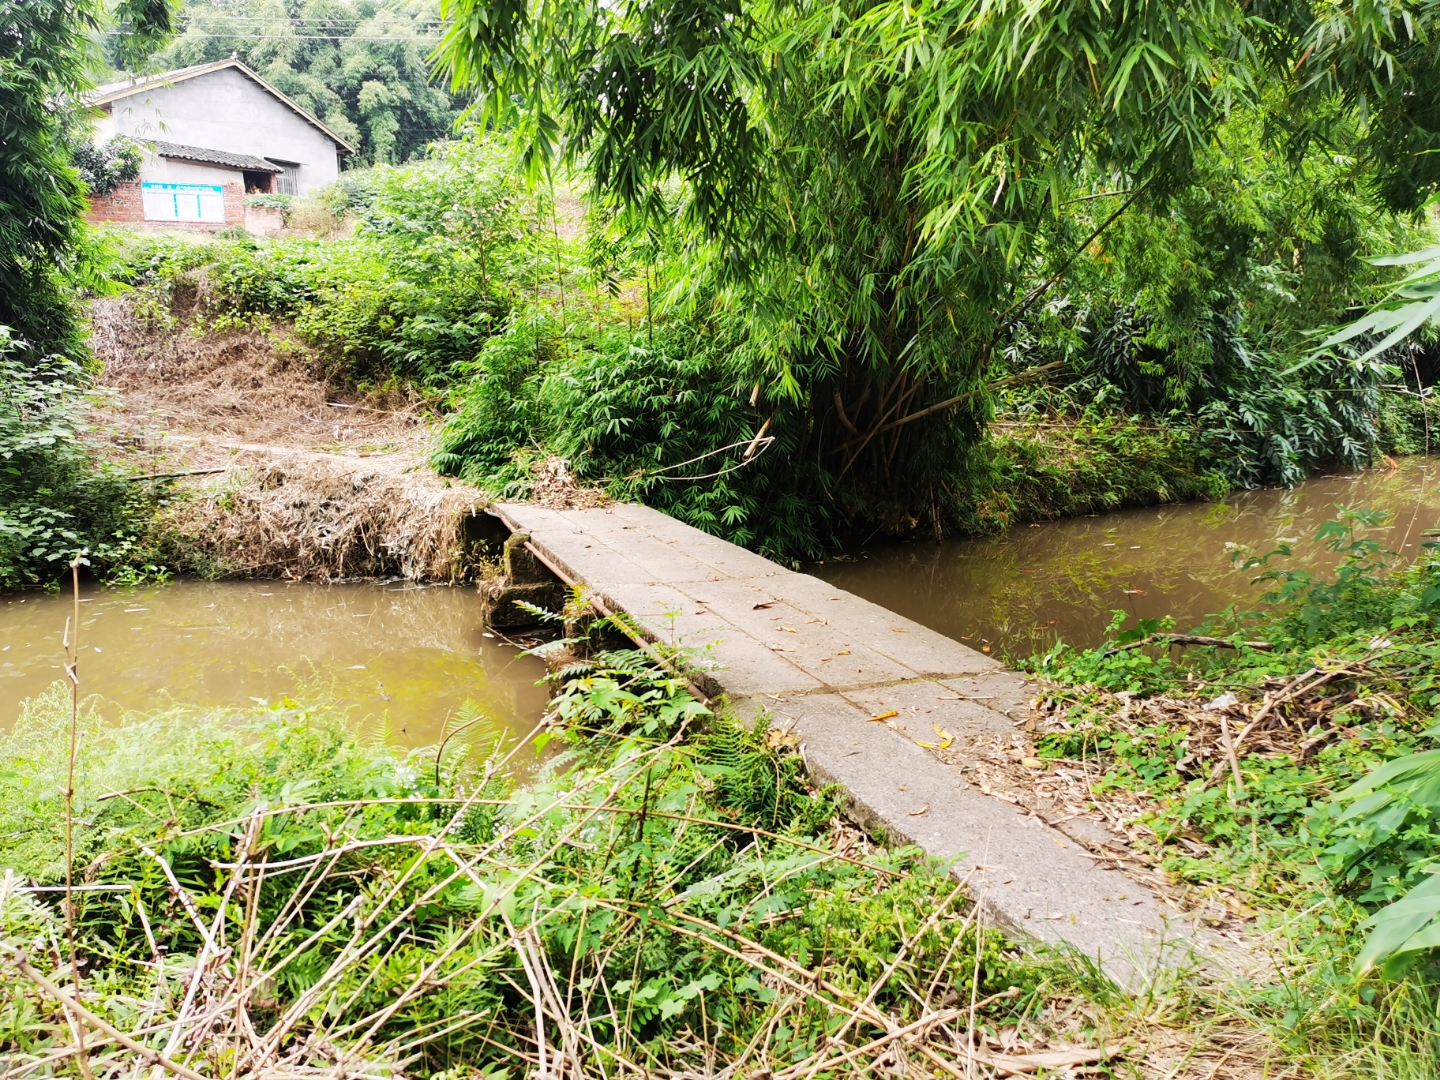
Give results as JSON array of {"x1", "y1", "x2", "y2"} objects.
[
  {"x1": 1219, "y1": 714, "x2": 1245, "y2": 793},
  {"x1": 1202, "y1": 662, "x2": 1360, "y2": 789},
  {"x1": 3, "y1": 953, "x2": 208, "y2": 1080},
  {"x1": 1101, "y1": 633, "x2": 1272, "y2": 658},
  {"x1": 121, "y1": 468, "x2": 229, "y2": 482}
]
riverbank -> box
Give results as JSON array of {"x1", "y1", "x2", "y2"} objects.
[
  {"x1": 7, "y1": 534, "x2": 1440, "y2": 1077},
  {"x1": 88, "y1": 292, "x2": 492, "y2": 583},
  {"x1": 86, "y1": 281, "x2": 1413, "y2": 589}
]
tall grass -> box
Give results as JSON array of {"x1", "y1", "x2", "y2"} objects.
[{"x1": 0, "y1": 656, "x2": 1111, "y2": 1079}]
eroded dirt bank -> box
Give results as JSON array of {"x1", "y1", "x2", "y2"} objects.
[{"x1": 90, "y1": 294, "x2": 490, "y2": 582}]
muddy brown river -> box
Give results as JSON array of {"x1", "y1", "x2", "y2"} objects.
[
  {"x1": 1, "y1": 580, "x2": 550, "y2": 744},
  {"x1": 812, "y1": 458, "x2": 1440, "y2": 661},
  {"x1": 5, "y1": 461, "x2": 1436, "y2": 730}
]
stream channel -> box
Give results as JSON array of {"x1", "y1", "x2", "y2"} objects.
[
  {"x1": 3, "y1": 460, "x2": 1437, "y2": 738},
  {"x1": 0, "y1": 581, "x2": 550, "y2": 744},
  {"x1": 812, "y1": 457, "x2": 1440, "y2": 661}
]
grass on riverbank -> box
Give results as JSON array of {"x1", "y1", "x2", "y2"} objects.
[
  {"x1": 0, "y1": 663, "x2": 1129, "y2": 1080},
  {"x1": 1018, "y1": 508, "x2": 1440, "y2": 1072},
  {"x1": 6, "y1": 535, "x2": 1440, "y2": 1077}
]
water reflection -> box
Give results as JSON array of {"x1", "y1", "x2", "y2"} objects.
[
  {"x1": 0, "y1": 580, "x2": 550, "y2": 745},
  {"x1": 812, "y1": 459, "x2": 1440, "y2": 661}
]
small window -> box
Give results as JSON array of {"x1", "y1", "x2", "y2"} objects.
[{"x1": 268, "y1": 160, "x2": 300, "y2": 196}]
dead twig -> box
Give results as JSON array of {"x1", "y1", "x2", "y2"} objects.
[
  {"x1": 3, "y1": 953, "x2": 208, "y2": 1080},
  {"x1": 1101, "y1": 633, "x2": 1273, "y2": 658}
]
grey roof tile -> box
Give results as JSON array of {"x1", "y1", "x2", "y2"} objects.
[{"x1": 146, "y1": 140, "x2": 282, "y2": 173}]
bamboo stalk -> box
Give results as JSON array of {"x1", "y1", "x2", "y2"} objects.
[{"x1": 3, "y1": 953, "x2": 208, "y2": 1080}]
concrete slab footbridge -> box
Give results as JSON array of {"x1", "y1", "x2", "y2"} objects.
[{"x1": 484, "y1": 501, "x2": 1215, "y2": 983}]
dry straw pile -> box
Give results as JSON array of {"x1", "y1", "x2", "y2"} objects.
[{"x1": 160, "y1": 453, "x2": 488, "y2": 583}]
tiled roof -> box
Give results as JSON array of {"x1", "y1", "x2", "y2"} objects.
[{"x1": 147, "y1": 140, "x2": 282, "y2": 172}]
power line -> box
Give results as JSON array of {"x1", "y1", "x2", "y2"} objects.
[
  {"x1": 175, "y1": 18, "x2": 445, "y2": 27},
  {"x1": 105, "y1": 31, "x2": 443, "y2": 40}
]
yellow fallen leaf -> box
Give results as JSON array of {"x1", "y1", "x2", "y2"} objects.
[
  {"x1": 779, "y1": 626, "x2": 797, "y2": 633},
  {"x1": 869, "y1": 710, "x2": 898, "y2": 722},
  {"x1": 1021, "y1": 757, "x2": 1045, "y2": 769},
  {"x1": 836, "y1": 649, "x2": 851, "y2": 655},
  {"x1": 933, "y1": 723, "x2": 954, "y2": 749}
]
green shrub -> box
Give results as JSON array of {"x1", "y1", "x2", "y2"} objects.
[
  {"x1": 0, "y1": 329, "x2": 148, "y2": 589},
  {"x1": 954, "y1": 412, "x2": 1229, "y2": 533},
  {"x1": 129, "y1": 139, "x2": 550, "y2": 387},
  {"x1": 243, "y1": 192, "x2": 294, "y2": 210},
  {"x1": 66, "y1": 133, "x2": 142, "y2": 197},
  {"x1": 436, "y1": 309, "x2": 835, "y2": 559}
]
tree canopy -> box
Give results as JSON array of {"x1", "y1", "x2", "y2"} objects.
[
  {"x1": 149, "y1": 0, "x2": 463, "y2": 164},
  {"x1": 433, "y1": 0, "x2": 1439, "y2": 508},
  {"x1": 1, "y1": 0, "x2": 177, "y2": 356}
]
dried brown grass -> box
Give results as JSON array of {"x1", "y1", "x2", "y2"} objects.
[
  {"x1": 89, "y1": 293, "x2": 428, "y2": 456},
  {"x1": 90, "y1": 292, "x2": 496, "y2": 583},
  {"x1": 157, "y1": 453, "x2": 489, "y2": 583},
  {"x1": 526, "y1": 455, "x2": 610, "y2": 509}
]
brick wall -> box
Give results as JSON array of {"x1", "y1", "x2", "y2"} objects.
[
  {"x1": 86, "y1": 179, "x2": 246, "y2": 230},
  {"x1": 85, "y1": 180, "x2": 145, "y2": 224},
  {"x1": 223, "y1": 181, "x2": 244, "y2": 225}
]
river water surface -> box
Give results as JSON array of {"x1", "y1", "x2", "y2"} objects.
[
  {"x1": 0, "y1": 580, "x2": 550, "y2": 744},
  {"x1": 5, "y1": 462, "x2": 1436, "y2": 729},
  {"x1": 812, "y1": 458, "x2": 1440, "y2": 661}
]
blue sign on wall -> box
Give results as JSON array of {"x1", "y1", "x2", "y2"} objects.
[{"x1": 141, "y1": 182, "x2": 225, "y2": 223}]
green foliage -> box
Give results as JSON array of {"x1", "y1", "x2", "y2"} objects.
[
  {"x1": 0, "y1": 659, "x2": 1079, "y2": 1075},
  {"x1": 1, "y1": 0, "x2": 174, "y2": 356},
  {"x1": 108, "y1": 0, "x2": 179, "y2": 70},
  {"x1": 1327, "y1": 747, "x2": 1440, "y2": 976},
  {"x1": 0, "y1": 329, "x2": 149, "y2": 589},
  {"x1": 151, "y1": 0, "x2": 463, "y2": 164},
  {"x1": 1032, "y1": 506, "x2": 1440, "y2": 982},
  {"x1": 119, "y1": 139, "x2": 546, "y2": 386},
  {"x1": 1239, "y1": 506, "x2": 1421, "y2": 647},
  {"x1": 955, "y1": 414, "x2": 1230, "y2": 535},
  {"x1": 435, "y1": 309, "x2": 834, "y2": 558},
  {"x1": 1324, "y1": 233, "x2": 1440, "y2": 363},
  {"x1": 996, "y1": 105, "x2": 1432, "y2": 488},
  {"x1": 434, "y1": 0, "x2": 1440, "y2": 523},
  {"x1": 1, "y1": 0, "x2": 97, "y2": 356},
  {"x1": 65, "y1": 132, "x2": 142, "y2": 197},
  {"x1": 243, "y1": 192, "x2": 293, "y2": 210},
  {"x1": 0, "y1": 686, "x2": 415, "y2": 881}
]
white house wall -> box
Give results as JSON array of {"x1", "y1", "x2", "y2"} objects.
[
  {"x1": 105, "y1": 67, "x2": 340, "y2": 194},
  {"x1": 91, "y1": 109, "x2": 116, "y2": 142}
]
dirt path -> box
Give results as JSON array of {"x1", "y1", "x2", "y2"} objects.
[{"x1": 90, "y1": 295, "x2": 435, "y2": 469}]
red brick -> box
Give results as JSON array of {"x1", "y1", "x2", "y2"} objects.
[{"x1": 86, "y1": 179, "x2": 246, "y2": 231}]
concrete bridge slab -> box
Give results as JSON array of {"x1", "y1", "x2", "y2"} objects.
[{"x1": 491, "y1": 501, "x2": 1219, "y2": 984}]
